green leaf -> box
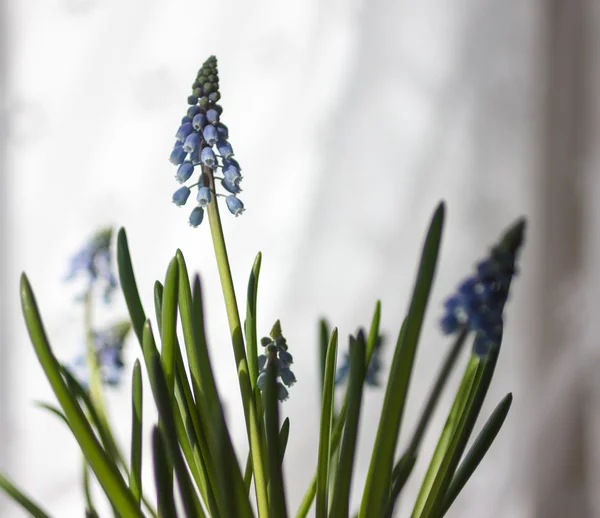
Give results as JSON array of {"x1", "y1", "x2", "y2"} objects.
[
  {"x1": 116, "y1": 228, "x2": 146, "y2": 348},
  {"x1": 280, "y1": 417, "x2": 291, "y2": 465},
  {"x1": 245, "y1": 252, "x2": 262, "y2": 387},
  {"x1": 152, "y1": 427, "x2": 177, "y2": 518},
  {"x1": 161, "y1": 257, "x2": 179, "y2": 396},
  {"x1": 265, "y1": 360, "x2": 289, "y2": 518},
  {"x1": 144, "y1": 325, "x2": 202, "y2": 518},
  {"x1": 34, "y1": 402, "x2": 69, "y2": 426},
  {"x1": 296, "y1": 300, "x2": 381, "y2": 518},
  {"x1": 20, "y1": 274, "x2": 142, "y2": 518},
  {"x1": 439, "y1": 393, "x2": 513, "y2": 517},
  {"x1": 0, "y1": 472, "x2": 54, "y2": 518},
  {"x1": 318, "y1": 319, "x2": 330, "y2": 396},
  {"x1": 129, "y1": 360, "x2": 143, "y2": 507},
  {"x1": 330, "y1": 331, "x2": 366, "y2": 518},
  {"x1": 316, "y1": 328, "x2": 338, "y2": 518},
  {"x1": 360, "y1": 202, "x2": 445, "y2": 518},
  {"x1": 412, "y1": 348, "x2": 498, "y2": 518},
  {"x1": 386, "y1": 329, "x2": 469, "y2": 516}
]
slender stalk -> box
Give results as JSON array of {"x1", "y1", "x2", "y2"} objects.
[{"x1": 204, "y1": 165, "x2": 269, "y2": 517}]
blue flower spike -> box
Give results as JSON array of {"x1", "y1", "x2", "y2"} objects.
[
  {"x1": 169, "y1": 55, "x2": 245, "y2": 226},
  {"x1": 256, "y1": 320, "x2": 295, "y2": 402},
  {"x1": 336, "y1": 333, "x2": 385, "y2": 387},
  {"x1": 439, "y1": 218, "x2": 526, "y2": 357}
]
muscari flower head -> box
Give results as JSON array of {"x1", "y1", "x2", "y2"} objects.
[
  {"x1": 256, "y1": 320, "x2": 295, "y2": 402},
  {"x1": 65, "y1": 227, "x2": 118, "y2": 303},
  {"x1": 440, "y1": 218, "x2": 526, "y2": 357},
  {"x1": 335, "y1": 334, "x2": 385, "y2": 387},
  {"x1": 168, "y1": 55, "x2": 246, "y2": 227},
  {"x1": 66, "y1": 320, "x2": 131, "y2": 388}
]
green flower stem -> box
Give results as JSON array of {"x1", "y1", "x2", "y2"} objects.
[
  {"x1": 204, "y1": 166, "x2": 269, "y2": 517},
  {"x1": 84, "y1": 291, "x2": 110, "y2": 432}
]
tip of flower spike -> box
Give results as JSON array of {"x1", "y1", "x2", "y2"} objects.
[{"x1": 499, "y1": 217, "x2": 527, "y2": 256}]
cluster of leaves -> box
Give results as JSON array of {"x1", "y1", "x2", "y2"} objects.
[{"x1": 4, "y1": 204, "x2": 523, "y2": 518}]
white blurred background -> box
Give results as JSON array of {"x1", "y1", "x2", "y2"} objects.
[{"x1": 1, "y1": 0, "x2": 599, "y2": 516}]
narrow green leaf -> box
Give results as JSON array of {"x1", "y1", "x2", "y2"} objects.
[
  {"x1": 316, "y1": 328, "x2": 338, "y2": 518},
  {"x1": 331, "y1": 331, "x2": 367, "y2": 517},
  {"x1": 439, "y1": 393, "x2": 513, "y2": 517},
  {"x1": 0, "y1": 472, "x2": 54, "y2": 518},
  {"x1": 245, "y1": 252, "x2": 262, "y2": 387},
  {"x1": 280, "y1": 417, "x2": 290, "y2": 465},
  {"x1": 154, "y1": 281, "x2": 164, "y2": 330},
  {"x1": 34, "y1": 402, "x2": 68, "y2": 426},
  {"x1": 296, "y1": 300, "x2": 381, "y2": 518},
  {"x1": 330, "y1": 332, "x2": 366, "y2": 518},
  {"x1": 82, "y1": 460, "x2": 97, "y2": 518},
  {"x1": 161, "y1": 257, "x2": 179, "y2": 396},
  {"x1": 386, "y1": 329, "x2": 469, "y2": 517},
  {"x1": 152, "y1": 427, "x2": 177, "y2": 518},
  {"x1": 20, "y1": 274, "x2": 142, "y2": 518},
  {"x1": 144, "y1": 326, "x2": 202, "y2": 518},
  {"x1": 129, "y1": 360, "x2": 143, "y2": 507},
  {"x1": 413, "y1": 349, "x2": 493, "y2": 518},
  {"x1": 360, "y1": 202, "x2": 445, "y2": 518},
  {"x1": 318, "y1": 319, "x2": 330, "y2": 396},
  {"x1": 265, "y1": 360, "x2": 288, "y2": 518},
  {"x1": 116, "y1": 228, "x2": 146, "y2": 347}
]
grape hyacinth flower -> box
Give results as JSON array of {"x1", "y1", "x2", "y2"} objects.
[
  {"x1": 66, "y1": 321, "x2": 131, "y2": 388},
  {"x1": 65, "y1": 227, "x2": 118, "y2": 303},
  {"x1": 440, "y1": 219, "x2": 526, "y2": 357},
  {"x1": 257, "y1": 321, "x2": 295, "y2": 402},
  {"x1": 167, "y1": 55, "x2": 245, "y2": 227}
]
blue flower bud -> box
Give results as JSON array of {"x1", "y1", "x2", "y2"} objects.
[
  {"x1": 176, "y1": 122, "x2": 194, "y2": 142},
  {"x1": 216, "y1": 123, "x2": 229, "y2": 139},
  {"x1": 278, "y1": 349, "x2": 293, "y2": 366},
  {"x1": 200, "y1": 146, "x2": 217, "y2": 168},
  {"x1": 176, "y1": 162, "x2": 194, "y2": 183},
  {"x1": 217, "y1": 139, "x2": 233, "y2": 159},
  {"x1": 181, "y1": 115, "x2": 192, "y2": 124},
  {"x1": 277, "y1": 382, "x2": 289, "y2": 401},
  {"x1": 223, "y1": 163, "x2": 242, "y2": 185},
  {"x1": 440, "y1": 312, "x2": 460, "y2": 334},
  {"x1": 257, "y1": 354, "x2": 267, "y2": 372},
  {"x1": 169, "y1": 145, "x2": 187, "y2": 165},
  {"x1": 223, "y1": 157, "x2": 241, "y2": 170},
  {"x1": 222, "y1": 178, "x2": 241, "y2": 194},
  {"x1": 225, "y1": 195, "x2": 245, "y2": 216},
  {"x1": 187, "y1": 105, "x2": 201, "y2": 118},
  {"x1": 190, "y1": 145, "x2": 201, "y2": 165},
  {"x1": 206, "y1": 108, "x2": 219, "y2": 124},
  {"x1": 193, "y1": 113, "x2": 206, "y2": 131},
  {"x1": 203, "y1": 124, "x2": 219, "y2": 146},
  {"x1": 260, "y1": 337, "x2": 272, "y2": 347},
  {"x1": 196, "y1": 186, "x2": 212, "y2": 207},
  {"x1": 172, "y1": 186, "x2": 191, "y2": 206},
  {"x1": 183, "y1": 132, "x2": 201, "y2": 153},
  {"x1": 189, "y1": 206, "x2": 204, "y2": 227},
  {"x1": 279, "y1": 367, "x2": 296, "y2": 387},
  {"x1": 257, "y1": 372, "x2": 266, "y2": 390}
]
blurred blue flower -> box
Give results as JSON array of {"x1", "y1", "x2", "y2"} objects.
[
  {"x1": 65, "y1": 321, "x2": 131, "y2": 388},
  {"x1": 65, "y1": 227, "x2": 118, "y2": 303},
  {"x1": 336, "y1": 334, "x2": 384, "y2": 387},
  {"x1": 440, "y1": 219, "x2": 526, "y2": 357}
]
